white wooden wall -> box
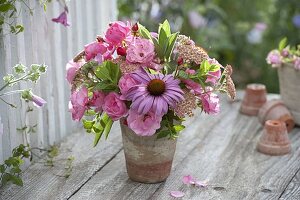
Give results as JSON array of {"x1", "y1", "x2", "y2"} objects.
[{"x1": 0, "y1": 0, "x2": 117, "y2": 163}]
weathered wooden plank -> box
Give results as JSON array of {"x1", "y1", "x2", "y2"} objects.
[
  {"x1": 68, "y1": 95, "x2": 236, "y2": 200},
  {"x1": 0, "y1": 124, "x2": 123, "y2": 200},
  {"x1": 279, "y1": 160, "x2": 300, "y2": 199}
]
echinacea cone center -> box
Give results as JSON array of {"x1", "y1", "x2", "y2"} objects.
[{"x1": 147, "y1": 79, "x2": 165, "y2": 96}]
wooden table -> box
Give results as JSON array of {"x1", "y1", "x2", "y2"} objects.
[{"x1": 1, "y1": 92, "x2": 300, "y2": 200}]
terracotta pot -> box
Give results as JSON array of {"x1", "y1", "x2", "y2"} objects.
[
  {"x1": 120, "y1": 123, "x2": 177, "y2": 183},
  {"x1": 240, "y1": 83, "x2": 267, "y2": 116},
  {"x1": 278, "y1": 63, "x2": 300, "y2": 125},
  {"x1": 257, "y1": 120, "x2": 291, "y2": 156},
  {"x1": 258, "y1": 100, "x2": 295, "y2": 132}
]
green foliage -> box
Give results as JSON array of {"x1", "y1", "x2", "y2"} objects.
[
  {"x1": 0, "y1": 144, "x2": 30, "y2": 187},
  {"x1": 118, "y1": 0, "x2": 300, "y2": 93},
  {"x1": 94, "y1": 61, "x2": 121, "y2": 92},
  {"x1": 156, "y1": 111, "x2": 185, "y2": 139},
  {"x1": 278, "y1": 37, "x2": 288, "y2": 51},
  {"x1": 83, "y1": 112, "x2": 114, "y2": 146}
]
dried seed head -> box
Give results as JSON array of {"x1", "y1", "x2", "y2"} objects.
[{"x1": 174, "y1": 89, "x2": 197, "y2": 118}]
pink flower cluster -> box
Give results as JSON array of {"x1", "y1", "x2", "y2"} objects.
[{"x1": 67, "y1": 20, "x2": 230, "y2": 138}]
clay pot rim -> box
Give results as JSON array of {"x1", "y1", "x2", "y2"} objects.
[
  {"x1": 247, "y1": 83, "x2": 266, "y2": 90},
  {"x1": 258, "y1": 99, "x2": 284, "y2": 122}
]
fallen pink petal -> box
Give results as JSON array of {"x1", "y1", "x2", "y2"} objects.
[
  {"x1": 195, "y1": 180, "x2": 208, "y2": 188},
  {"x1": 182, "y1": 175, "x2": 195, "y2": 185},
  {"x1": 170, "y1": 191, "x2": 185, "y2": 198}
]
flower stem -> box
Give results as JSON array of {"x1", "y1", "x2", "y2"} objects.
[{"x1": 0, "y1": 89, "x2": 24, "y2": 97}]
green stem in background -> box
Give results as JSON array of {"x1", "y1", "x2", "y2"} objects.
[
  {"x1": 0, "y1": 97, "x2": 16, "y2": 108},
  {"x1": 0, "y1": 74, "x2": 29, "y2": 92}
]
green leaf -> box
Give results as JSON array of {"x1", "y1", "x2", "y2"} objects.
[
  {"x1": 82, "y1": 119, "x2": 95, "y2": 130},
  {"x1": 209, "y1": 64, "x2": 220, "y2": 72},
  {"x1": 138, "y1": 23, "x2": 151, "y2": 39},
  {"x1": 199, "y1": 60, "x2": 210, "y2": 76},
  {"x1": 95, "y1": 80, "x2": 118, "y2": 92},
  {"x1": 177, "y1": 70, "x2": 189, "y2": 79},
  {"x1": 0, "y1": 164, "x2": 5, "y2": 173},
  {"x1": 10, "y1": 175, "x2": 23, "y2": 186},
  {"x1": 278, "y1": 37, "x2": 287, "y2": 51},
  {"x1": 157, "y1": 130, "x2": 171, "y2": 139},
  {"x1": 15, "y1": 25, "x2": 24, "y2": 34},
  {"x1": 103, "y1": 118, "x2": 113, "y2": 140},
  {"x1": 165, "y1": 32, "x2": 179, "y2": 61},
  {"x1": 0, "y1": 3, "x2": 13, "y2": 12},
  {"x1": 152, "y1": 36, "x2": 164, "y2": 59},
  {"x1": 14, "y1": 64, "x2": 26, "y2": 74},
  {"x1": 173, "y1": 125, "x2": 185, "y2": 133},
  {"x1": 159, "y1": 20, "x2": 171, "y2": 36}
]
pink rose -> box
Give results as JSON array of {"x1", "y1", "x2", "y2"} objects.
[
  {"x1": 70, "y1": 87, "x2": 89, "y2": 121},
  {"x1": 84, "y1": 41, "x2": 108, "y2": 61},
  {"x1": 118, "y1": 74, "x2": 140, "y2": 95},
  {"x1": 127, "y1": 109, "x2": 162, "y2": 136},
  {"x1": 66, "y1": 60, "x2": 85, "y2": 84},
  {"x1": 126, "y1": 37, "x2": 155, "y2": 64},
  {"x1": 89, "y1": 91, "x2": 105, "y2": 112},
  {"x1": 266, "y1": 50, "x2": 282, "y2": 67},
  {"x1": 105, "y1": 21, "x2": 131, "y2": 46},
  {"x1": 182, "y1": 79, "x2": 202, "y2": 95},
  {"x1": 206, "y1": 58, "x2": 222, "y2": 85},
  {"x1": 201, "y1": 92, "x2": 220, "y2": 115},
  {"x1": 103, "y1": 92, "x2": 128, "y2": 121}
]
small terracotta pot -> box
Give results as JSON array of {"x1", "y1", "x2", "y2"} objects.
[
  {"x1": 240, "y1": 83, "x2": 267, "y2": 116},
  {"x1": 258, "y1": 100, "x2": 295, "y2": 133},
  {"x1": 120, "y1": 123, "x2": 177, "y2": 183},
  {"x1": 257, "y1": 120, "x2": 291, "y2": 156}
]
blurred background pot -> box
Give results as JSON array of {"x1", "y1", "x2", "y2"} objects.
[
  {"x1": 120, "y1": 123, "x2": 177, "y2": 183},
  {"x1": 258, "y1": 100, "x2": 295, "y2": 132},
  {"x1": 240, "y1": 83, "x2": 267, "y2": 116},
  {"x1": 278, "y1": 63, "x2": 300, "y2": 125}
]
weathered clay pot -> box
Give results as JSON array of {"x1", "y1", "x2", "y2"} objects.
[
  {"x1": 278, "y1": 63, "x2": 300, "y2": 125},
  {"x1": 120, "y1": 123, "x2": 177, "y2": 183},
  {"x1": 257, "y1": 120, "x2": 291, "y2": 156},
  {"x1": 258, "y1": 100, "x2": 295, "y2": 132},
  {"x1": 240, "y1": 83, "x2": 267, "y2": 116}
]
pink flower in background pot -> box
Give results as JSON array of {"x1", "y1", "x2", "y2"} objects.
[
  {"x1": 201, "y1": 92, "x2": 220, "y2": 115},
  {"x1": 84, "y1": 41, "x2": 108, "y2": 61},
  {"x1": 127, "y1": 109, "x2": 162, "y2": 136},
  {"x1": 294, "y1": 57, "x2": 300, "y2": 70},
  {"x1": 105, "y1": 21, "x2": 131, "y2": 46},
  {"x1": 182, "y1": 79, "x2": 202, "y2": 95},
  {"x1": 89, "y1": 91, "x2": 105, "y2": 112},
  {"x1": 118, "y1": 73, "x2": 140, "y2": 96},
  {"x1": 52, "y1": 8, "x2": 70, "y2": 27},
  {"x1": 126, "y1": 37, "x2": 155, "y2": 64},
  {"x1": 70, "y1": 87, "x2": 89, "y2": 121},
  {"x1": 66, "y1": 60, "x2": 85, "y2": 84},
  {"x1": 266, "y1": 50, "x2": 282, "y2": 67},
  {"x1": 103, "y1": 92, "x2": 128, "y2": 121}
]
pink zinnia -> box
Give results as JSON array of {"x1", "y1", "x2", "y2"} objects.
[
  {"x1": 124, "y1": 69, "x2": 184, "y2": 116},
  {"x1": 84, "y1": 41, "x2": 108, "y2": 61},
  {"x1": 105, "y1": 21, "x2": 131, "y2": 46},
  {"x1": 201, "y1": 92, "x2": 220, "y2": 115},
  {"x1": 127, "y1": 109, "x2": 162, "y2": 136}
]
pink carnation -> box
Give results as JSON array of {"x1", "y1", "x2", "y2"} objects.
[
  {"x1": 70, "y1": 87, "x2": 89, "y2": 121},
  {"x1": 182, "y1": 79, "x2": 202, "y2": 95},
  {"x1": 118, "y1": 74, "x2": 140, "y2": 95},
  {"x1": 105, "y1": 21, "x2": 131, "y2": 46},
  {"x1": 206, "y1": 58, "x2": 222, "y2": 85},
  {"x1": 89, "y1": 91, "x2": 105, "y2": 112},
  {"x1": 103, "y1": 92, "x2": 128, "y2": 121},
  {"x1": 127, "y1": 109, "x2": 162, "y2": 136},
  {"x1": 66, "y1": 60, "x2": 85, "y2": 84},
  {"x1": 84, "y1": 41, "x2": 108, "y2": 61},
  {"x1": 126, "y1": 37, "x2": 155, "y2": 64},
  {"x1": 201, "y1": 92, "x2": 220, "y2": 115},
  {"x1": 266, "y1": 50, "x2": 282, "y2": 67}
]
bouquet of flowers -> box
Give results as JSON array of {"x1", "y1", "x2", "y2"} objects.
[
  {"x1": 266, "y1": 38, "x2": 300, "y2": 69},
  {"x1": 66, "y1": 20, "x2": 235, "y2": 146}
]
